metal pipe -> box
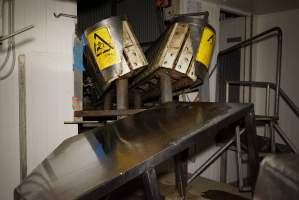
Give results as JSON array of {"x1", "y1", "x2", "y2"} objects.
[
  {"x1": 116, "y1": 79, "x2": 128, "y2": 119},
  {"x1": 18, "y1": 55, "x2": 27, "y2": 181},
  {"x1": 275, "y1": 33, "x2": 283, "y2": 117},
  {"x1": 280, "y1": 88, "x2": 299, "y2": 119},
  {"x1": 188, "y1": 137, "x2": 234, "y2": 184},
  {"x1": 53, "y1": 13, "x2": 77, "y2": 19},
  {"x1": 270, "y1": 121, "x2": 276, "y2": 153},
  {"x1": 273, "y1": 123, "x2": 298, "y2": 153},
  {"x1": 188, "y1": 128, "x2": 245, "y2": 184},
  {"x1": 264, "y1": 84, "x2": 270, "y2": 137},
  {"x1": 0, "y1": 25, "x2": 34, "y2": 42},
  {"x1": 266, "y1": 84, "x2": 270, "y2": 116},
  {"x1": 226, "y1": 81, "x2": 229, "y2": 103},
  {"x1": 209, "y1": 28, "x2": 282, "y2": 81},
  {"x1": 249, "y1": 15, "x2": 254, "y2": 103},
  {"x1": 160, "y1": 74, "x2": 173, "y2": 103},
  {"x1": 217, "y1": 27, "x2": 283, "y2": 117},
  {"x1": 227, "y1": 80, "x2": 273, "y2": 88},
  {"x1": 242, "y1": 16, "x2": 247, "y2": 103},
  {"x1": 104, "y1": 90, "x2": 113, "y2": 110},
  {"x1": 218, "y1": 27, "x2": 282, "y2": 56},
  {"x1": 116, "y1": 79, "x2": 128, "y2": 110},
  {"x1": 134, "y1": 91, "x2": 142, "y2": 109},
  {"x1": 227, "y1": 81, "x2": 299, "y2": 119},
  {"x1": 188, "y1": 136, "x2": 234, "y2": 184},
  {"x1": 235, "y1": 126, "x2": 243, "y2": 191}
]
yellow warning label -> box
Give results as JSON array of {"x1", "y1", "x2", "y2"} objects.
[
  {"x1": 87, "y1": 26, "x2": 121, "y2": 70},
  {"x1": 196, "y1": 26, "x2": 216, "y2": 69}
]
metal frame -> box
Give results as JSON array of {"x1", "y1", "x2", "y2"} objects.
[
  {"x1": 15, "y1": 103, "x2": 259, "y2": 200},
  {"x1": 226, "y1": 80, "x2": 299, "y2": 154},
  {"x1": 211, "y1": 27, "x2": 283, "y2": 118},
  {"x1": 74, "y1": 109, "x2": 145, "y2": 118}
]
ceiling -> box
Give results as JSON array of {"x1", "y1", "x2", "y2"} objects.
[{"x1": 203, "y1": 0, "x2": 299, "y2": 14}]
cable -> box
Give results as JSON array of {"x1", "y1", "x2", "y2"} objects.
[
  {"x1": 0, "y1": 0, "x2": 16, "y2": 81},
  {"x1": 0, "y1": 24, "x2": 34, "y2": 41},
  {"x1": 0, "y1": 0, "x2": 12, "y2": 72}
]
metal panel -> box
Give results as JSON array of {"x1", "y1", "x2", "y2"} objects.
[
  {"x1": 254, "y1": 154, "x2": 299, "y2": 200},
  {"x1": 15, "y1": 102, "x2": 254, "y2": 200},
  {"x1": 77, "y1": 0, "x2": 163, "y2": 44}
]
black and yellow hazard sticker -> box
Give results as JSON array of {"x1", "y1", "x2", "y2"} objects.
[
  {"x1": 87, "y1": 26, "x2": 121, "y2": 70},
  {"x1": 196, "y1": 26, "x2": 216, "y2": 69}
]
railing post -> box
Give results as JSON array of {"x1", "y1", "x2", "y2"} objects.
[{"x1": 226, "y1": 81, "x2": 230, "y2": 103}]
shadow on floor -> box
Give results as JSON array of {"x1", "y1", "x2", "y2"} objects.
[{"x1": 202, "y1": 190, "x2": 249, "y2": 200}]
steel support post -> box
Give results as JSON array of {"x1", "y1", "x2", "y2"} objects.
[
  {"x1": 104, "y1": 90, "x2": 113, "y2": 110},
  {"x1": 174, "y1": 150, "x2": 188, "y2": 199},
  {"x1": 270, "y1": 121, "x2": 276, "y2": 153},
  {"x1": 18, "y1": 55, "x2": 27, "y2": 181},
  {"x1": 134, "y1": 90, "x2": 142, "y2": 109},
  {"x1": 244, "y1": 110, "x2": 259, "y2": 189},
  {"x1": 142, "y1": 168, "x2": 161, "y2": 200},
  {"x1": 235, "y1": 126, "x2": 244, "y2": 191},
  {"x1": 160, "y1": 74, "x2": 173, "y2": 103},
  {"x1": 116, "y1": 79, "x2": 128, "y2": 119}
]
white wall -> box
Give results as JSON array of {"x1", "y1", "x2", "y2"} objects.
[
  {"x1": 253, "y1": 9, "x2": 299, "y2": 147},
  {"x1": 180, "y1": 0, "x2": 222, "y2": 181},
  {"x1": 0, "y1": 0, "x2": 77, "y2": 199}
]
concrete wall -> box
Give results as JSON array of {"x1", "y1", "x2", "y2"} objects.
[
  {"x1": 0, "y1": 0, "x2": 77, "y2": 199},
  {"x1": 253, "y1": 9, "x2": 299, "y2": 146}
]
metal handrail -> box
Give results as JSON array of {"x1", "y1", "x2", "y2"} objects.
[
  {"x1": 226, "y1": 80, "x2": 299, "y2": 153},
  {"x1": 210, "y1": 27, "x2": 283, "y2": 118},
  {"x1": 227, "y1": 80, "x2": 299, "y2": 119}
]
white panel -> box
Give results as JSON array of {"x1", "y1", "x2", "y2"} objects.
[
  {"x1": 179, "y1": 0, "x2": 221, "y2": 182},
  {"x1": 0, "y1": 0, "x2": 77, "y2": 199},
  {"x1": 254, "y1": 9, "x2": 299, "y2": 148}
]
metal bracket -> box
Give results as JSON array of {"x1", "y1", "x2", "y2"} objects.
[{"x1": 53, "y1": 13, "x2": 77, "y2": 19}]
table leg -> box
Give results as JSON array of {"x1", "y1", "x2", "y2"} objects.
[
  {"x1": 245, "y1": 110, "x2": 259, "y2": 188},
  {"x1": 174, "y1": 149, "x2": 188, "y2": 199},
  {"x1": 220, "y1": 152, "x2": 227, "y2": 183},
  {"x1": 143, "y1": 168, "x2": 161, "y2": 200}
]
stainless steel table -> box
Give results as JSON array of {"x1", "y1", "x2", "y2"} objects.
[{"x1": 14, "y1": 102, "x2": 259, "y2": 200}]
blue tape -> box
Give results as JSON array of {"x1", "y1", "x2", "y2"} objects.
[{"x1": 73, "y1": 35, "x2": 86, "y2": 72}]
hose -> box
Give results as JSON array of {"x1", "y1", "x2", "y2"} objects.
[{"x1": 0, "y1": 0, "x2": 16, "y2": 81}]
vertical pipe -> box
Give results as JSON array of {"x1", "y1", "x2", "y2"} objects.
[
  {"x1": 174, "y1": 150, "x2": 188, "y2": 198},
  {"x1": 160, "y1": 74, "x2": 173, "y2": 103},
  {"x1": 248, "y1": 14, "x2": 253, "y2": 103},
  {"x1": 116, "y1": 79, "x2": 128, "y2": 119},
  {"x1": 266, "y1": 84, "x2": 270, "y2": 116},
  {"x1": 116, "y1": 79, "x2": 128, "y2": 110},
  {"x1": 104, "y1": 90, "x2": 113, "y2": 110},
  {"x1": 74, "y1": 67, "x2": 83, "y2": 124},
  {"x1": 221, "y1": 82, "x2": 230, "y2": 183},
  {"x1": 134, "y1": 90, "x2": 142, "y2": 109},
  {"x1": 226, "y1": 82, "x2": 229, "y2": 102},
  {"x1": 242, "y1": 16, "x2": 247, "y2": 103},
  {"x1": 264, "y1": 84, "x2": 270, "y2": 137},
  {"x1": 244, "y1": 110, "x2": 259, "y2": 188},
  {"x1": 235, "y1": 126, "x2": 244, "y2": 191},
  {"x1": 270, "y1": 121, "x2": 276, "y2": 153},
  {"x1": 142, "y1": 168, "x2": 161, "y2": 200},
  {"x1": 18, "y1": 55, "x2": 27, "y2": 181},
  {"x1": 220, "y1": 152, "x2": 227, "y2": 183},
  {"x1": 274, "y1": 33, "x2": 282, "y2": 117}
]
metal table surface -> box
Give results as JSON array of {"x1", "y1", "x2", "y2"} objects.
[{"x1": 14, "y1": 102, "x2": 258, "y2": 200}]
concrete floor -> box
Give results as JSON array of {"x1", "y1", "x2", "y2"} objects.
[
  {"x1": 112, "y1": 172, "x2": 251, "y2": 200},
  {"x1": 159, "y1": 173, "x2": 251, "y2": 200}
]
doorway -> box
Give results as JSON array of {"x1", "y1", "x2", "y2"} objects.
[{"x1": 218, "y1": 10, "x2": 247, "y2": 103}]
